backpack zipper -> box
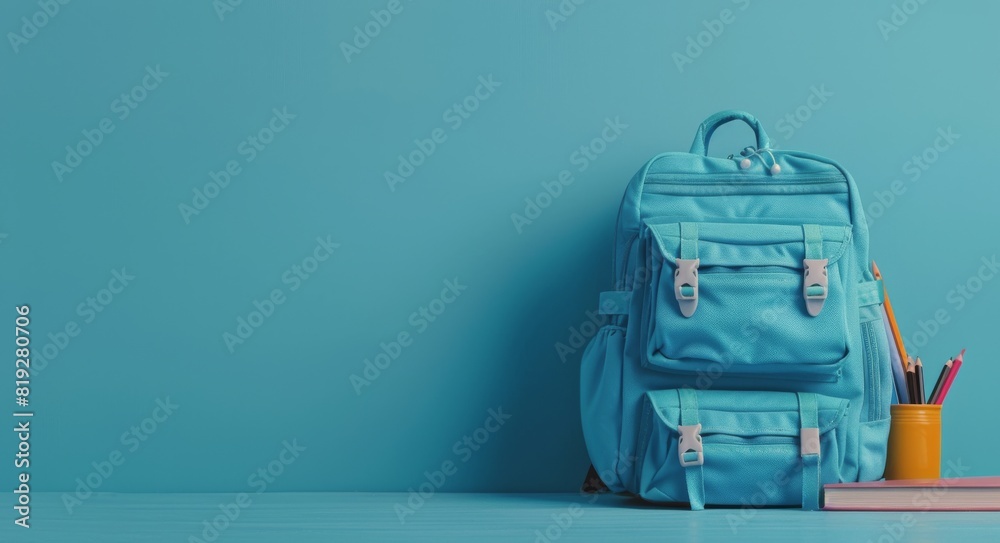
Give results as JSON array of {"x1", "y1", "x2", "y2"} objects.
[
  {"x1": 860, "y1": 321, "x2": 881, "y2": 420},
  {"x1": 643, "y1": 361, "x2": 843, "y2": 383},
  {"x1": 643, "y1": 173, "x2": 843, "y2": 185},
  {"x1": 707, "y1": 435, "x2": 798, "y2": 446},
  {"x1": 694, "y1": 265, "x2": 798, "y2": 275}
]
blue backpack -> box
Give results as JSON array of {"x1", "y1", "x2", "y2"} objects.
[{"x1": 580, "y1": 110, "x2": 892, "y2": 510}]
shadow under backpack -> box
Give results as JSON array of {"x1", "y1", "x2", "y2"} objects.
[{"x1": 579, "y1": 110, "x2": 893, "y2": 510}]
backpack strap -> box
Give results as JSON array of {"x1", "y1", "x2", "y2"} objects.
[
  {"x1": 797, "y1": 392, "x2": 822, "y2": 510},
  {"x1": 677, "y1": 388, "x2": 706, "y2": 510},
  {"x1": 598, "y1": 291, "x2": 631, "y2": 315},
  {"x1": 802, "y1": 224, "x2": 828, "y2": 317},
  {"x1": 675, "y1": 223, "x2": 700, "y2": 318}
]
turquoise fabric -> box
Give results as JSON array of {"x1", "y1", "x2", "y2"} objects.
[
  {"x1": 676, "y1": 388, "x2": 705, "y2": 510},
  {"x1": 580, "y1": 111, "x2": 892, "y2": 509},
  {"x1": 797, "y1": 393, "x2": 821, "y2": 511}
]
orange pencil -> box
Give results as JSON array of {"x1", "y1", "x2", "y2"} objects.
[{"x1": 873, "y1": 261, "x2": 909, "y2": 374}]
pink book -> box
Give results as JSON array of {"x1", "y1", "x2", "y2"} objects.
[{"x1": 824, "y1": 477, "x2": 1000, "y2": 511}]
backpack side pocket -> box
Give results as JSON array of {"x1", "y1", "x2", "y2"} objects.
[
  {"x1": 580, "y1": 324, "x2": 626, "y2": 492},
  {"x1": 856, "y1": 279, "x2": 893, "y2": 480}
]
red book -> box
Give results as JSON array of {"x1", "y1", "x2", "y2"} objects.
[{"x1": 824, "y1": 477, "x2": 1000, "y2": 511}]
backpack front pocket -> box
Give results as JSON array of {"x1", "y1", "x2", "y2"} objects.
[
  {"x1": 641, "y1": 222, "x2": 852, "y2": 382},
  {"x1": 635, "y1": 389, "x2": 849, "y2": 509}
]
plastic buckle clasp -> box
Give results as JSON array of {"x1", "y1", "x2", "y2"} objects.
[
  {"x1": 803, "y1": 258, "x2": 828, "y2": 317},
  {"x1": 800, "y1": 427, "x2": 821, "y2": 457},
  {"x1": 674, "y1": 258, "x2": 699, "y2": 318},
  {"x1": 677, "y1": 424, "x2": 704, "y2": 467}
]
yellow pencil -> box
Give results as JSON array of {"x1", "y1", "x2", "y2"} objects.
[{"x1": 872, "y1": 261, "x2": 909, "y2": 373}]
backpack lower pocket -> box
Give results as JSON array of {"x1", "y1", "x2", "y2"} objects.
[
  {"x1": 635, "y1": 389, "x2": 849, "y2": 509},
  {"x1": 580, "y1": 325, "x2": 627, "y2": 491}
]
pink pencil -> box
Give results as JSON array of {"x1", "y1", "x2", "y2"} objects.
[{"x1": 933, "y1": 349, "x2": 965, "y2": 405}]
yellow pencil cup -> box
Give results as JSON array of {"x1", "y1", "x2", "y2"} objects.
[{"x1": 884, "y1": 404, "x2": 942, "y2": 480}]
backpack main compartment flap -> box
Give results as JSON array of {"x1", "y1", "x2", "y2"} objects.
[{"x1": 646, "y1": 222, "x2": 852, "y2": 270}]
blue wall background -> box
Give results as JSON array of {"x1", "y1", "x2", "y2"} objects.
[{"x1": 2, "y1": 0, "x2": 999, "y2": 494}]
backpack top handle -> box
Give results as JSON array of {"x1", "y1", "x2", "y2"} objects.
[{"x1": 689, "y1": 110, "x2": 771, "y2": 156}]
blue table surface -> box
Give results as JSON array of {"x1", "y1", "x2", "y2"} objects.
[{"x1": 5, "y1": 492, "x2": 999, "y2": 542}]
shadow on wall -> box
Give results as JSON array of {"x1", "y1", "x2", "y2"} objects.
[{"x1": 485, "y1": 213, "x2": 614, "y2": 491}]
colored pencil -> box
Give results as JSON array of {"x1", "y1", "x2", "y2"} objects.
[
  {"x1": 872, "y1": 261, "x2": 909, "y2": 375},
  {"x1": 914, "y1": 357, "x2": 925, "y2": 404},
  {"x1": 886, "y1": 311, "x2": 910, "y2": 404},
  {"x1": 934, "y1": 349, "x2": 965, "y2": 405},
  {"x1": 905, "y1": 357, "x2": 917, "y2": 404},
  {"x1": 927, "y1": 359, "x2": 953, "y2": 405}
]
